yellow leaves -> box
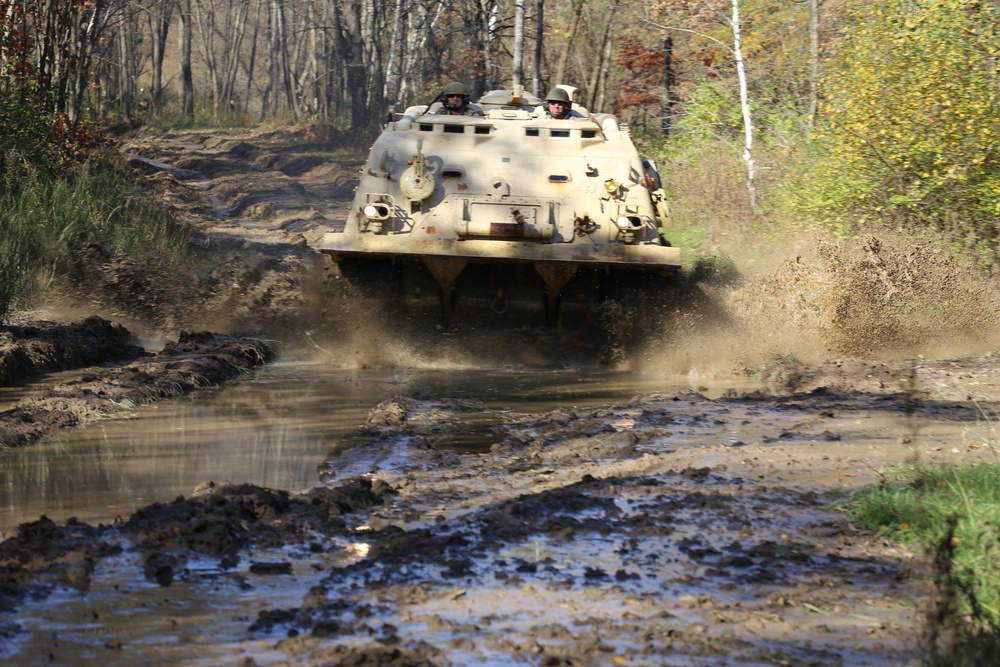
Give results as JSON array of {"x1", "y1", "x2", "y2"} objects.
[{"x1": 809, "y1": 0, "x2": 1000, "y2": 224}]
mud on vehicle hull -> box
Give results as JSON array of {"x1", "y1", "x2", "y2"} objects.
[
  {"x1": 321, "y1": 87, "x2": 681, "y2": 324},
  {"x1": 330, "y1": 252, "x2": 677, "y2": 327}
]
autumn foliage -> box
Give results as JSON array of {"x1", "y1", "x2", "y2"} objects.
[
  {"x1": 614, "y1": 39, "x2": 664, "y2": 117},
  {"x1": 0, "y1": 1, "x2": 107, "y2": 176},
  {"x1": 789, "y1": 0, "x2": 1000, "y2": 261}
]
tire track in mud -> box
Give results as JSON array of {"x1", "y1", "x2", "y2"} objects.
[{"x1": 107, "y1": 390, "x2": 941, "y2": 666}]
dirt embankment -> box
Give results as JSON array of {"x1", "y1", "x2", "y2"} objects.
[
  {"x1": 0, "y1": 318, "x2": 274, "y2": 448},
  {"x1": 3, "y1": 128, "x2": 1000, "y2": 665},
  {"x1": 3, "y1": 128, "x2": 359, "y2": 447}
]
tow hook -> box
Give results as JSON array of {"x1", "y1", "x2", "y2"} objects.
[{"x1": 492, "y1": 288, "x2": 508, "y2": 314}]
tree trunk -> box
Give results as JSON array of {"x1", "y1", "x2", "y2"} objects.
[
  {"x1": 808, "y1": 0, "x2": 819, "y2": 131},
  {"x1": 596, "y1": 27, "x2": 613, "y2": 113},
  {"x1": 729, "y1": 0, "x2": 757, "y2": 213},
  {"x1": 661, "y1": 35, "x2": 672, "y2": 136},
  {"x1": 533, "y1": 0, "x2": 543, "y2": 96},
  {"x1": 247, "y1": 0, "x2": 264, "y2": 117},
  {"x1": 179, "y1": 0, "x2": 195, "y2": 121},
  {"x1": 67, "y1": 0, "x2": 106, "y2": 123},
  {"x1": 554, "y1": 0, "x2": 585, "y2": 87},
  {"x1": 192, "y1": 0, "x2": 221, "y2": 123},
  {"x1": 221, "y1": 0, "x2": 252, "y2": 120},
  {"x1": 513, "y1": 0, "x2": 524, "y2": 89},
  {"x1": 116, "y1": 13, "x2": 134, "y2": 121},
  {"x1": 334, "y1": 0, "x2": 368, "y2": 129},
  {"x1": 476, "y1": 0, "x2": 499, "y2": 93},
  {"x1": 297, "y1": 0, "x2": 320, "y2": 117},
  {"x1": 587, "y1": 0, "x2": 616, "y2": 111},
  {"x1": 149, "y1": 0, "x2": 175, "y2": 112},
  {"x1": 383, "y1": 0, "x2": 405, "y2": 105}
]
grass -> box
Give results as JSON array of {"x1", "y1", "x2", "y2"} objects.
[
  {"x1": 0, "y1": 151, "x2": 190, "y2": 319},
  {"x1": 844, "y1": 462, "x2": 1000, "y2": 664}
]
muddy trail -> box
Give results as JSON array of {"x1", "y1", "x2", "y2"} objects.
[{"x1": 3, "y1": 128, "x2": 1000, "y2": 665}]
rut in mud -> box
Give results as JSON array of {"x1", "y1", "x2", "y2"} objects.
[{"x1": 3, "y1": 129, "x2": 1000, "y2": 665}]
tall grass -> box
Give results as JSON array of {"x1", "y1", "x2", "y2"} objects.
[
  {"x1": 0, "y1": 152, "x2": 189, "y2": 319},
  {"x1": 845, "y1": 462, "x2": 1000, "y2": 664}
]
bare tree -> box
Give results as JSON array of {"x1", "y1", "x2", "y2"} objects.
[
  {"x1": 730, "y1": 0, "x2": 756, "y2": 211},
  {"x1": 383, "y1": 0, "x2": 405, "y2": 105},
  {"x1": 645, "y1": 0, "x2": 758, "y2": 212},
  {"x1": 147, "y1": 0, "x2": 176, "y2": 112},
  {"x1": 192, "y1": 0, "x2": 222, "y2": 121},
  {"x1": 333, "y1": 0, "x2": 368, "y2": 128},
  {"x1": 554, "y1": 0, "x2": 585, "y2": 86},
  {"x1": 513, "y1": 0, "x2": 525, "y2": 88},
  {"x1": 533, "y1": 0, "x2": 543, "y2": 95},
  {"x1": 221, "y1": 0, "x2": 253, "y2": 119},
  {"x1": 586, "y1": 0, "x2": 618, "y2": 111},
  {"x1": 808, "y1": 0, "x2": 819, "y2": 130},
  {"x1": 179, "y1": 0, "x2": 195, "y2": 120}
]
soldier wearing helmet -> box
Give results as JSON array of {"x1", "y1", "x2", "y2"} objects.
[
  {"x1": 536, "y1": 87, "x2": 584, "y2": 120},
  {"x1": 428, "y1": 81, "x2": 484, "y2": 116}
]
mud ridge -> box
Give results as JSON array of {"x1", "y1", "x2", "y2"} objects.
[{"x1": 0, "y1": 321, "x2": 275, "y2": 449}]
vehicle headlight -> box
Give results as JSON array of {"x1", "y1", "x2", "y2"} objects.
[{"x1": 363, "y1": 203, "x2": 390, "y2": 220}]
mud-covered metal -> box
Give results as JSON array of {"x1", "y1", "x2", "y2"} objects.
[{"x1": 321, "y1": 87, "x2": 680, "y2": 320}]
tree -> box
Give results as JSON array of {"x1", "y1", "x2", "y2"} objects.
[
  {"x1": 146, "y1": 0, "x2": 177, "y2": 112},
  {"x1": 179, "y1": 0, "x2": 195, "y2": 120},
  {"x1": 645, "y1": 0, "x2": 759, "y2": 212},
  {"x1": 806, "y1": 0, "x2": 1000, "y2": 247}
]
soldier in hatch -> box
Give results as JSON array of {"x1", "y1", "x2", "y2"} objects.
[
  {"x1": 535, "y1": 87, "x2": 585, "y2": 120},
  {"x1": 427, "y1": 82, "x2": 485, "y2": 116}
]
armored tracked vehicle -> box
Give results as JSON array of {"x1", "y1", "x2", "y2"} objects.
[{"x1": 320, "y1": 86, "x2": 680, "y2": 325}]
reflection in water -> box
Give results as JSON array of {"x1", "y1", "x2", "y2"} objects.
[{"x1": 1, "y1": 362, "x2": 702, "y2": 535}]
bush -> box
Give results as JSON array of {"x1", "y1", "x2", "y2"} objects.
[
  {"x1": 783, "y1": 0, "x2": 1000, "y2": 266},
  {"x1": 0, "y1": 89, "x2": 188, "y2": 320}
]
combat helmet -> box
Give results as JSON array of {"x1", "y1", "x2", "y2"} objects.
[
  {"x1": 442, "y1": 81, "x2": 470, "y2": 100},
  {"x1": 545, "y1": 87, "x2": 572, "y2": 105}
]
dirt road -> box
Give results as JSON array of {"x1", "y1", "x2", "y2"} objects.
[{"x1": 3, "y1": 128, "x2": 1000, "y2": 665}]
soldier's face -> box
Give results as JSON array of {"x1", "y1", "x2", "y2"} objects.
[
  {"x1": 547, "y1": 101, "x2": 566, "y2": 118},
  {"x1": 446, "y1": 94, "x2": 464, "y2": 110}
]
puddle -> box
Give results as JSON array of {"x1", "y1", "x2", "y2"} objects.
[
  {"x1": 5, "y1": 539, "x2": 365, "y2": 666},
  {"x1": 1, "y1": 363, "x2": 724, "y2": 534}
]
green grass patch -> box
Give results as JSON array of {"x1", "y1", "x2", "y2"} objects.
[
  {"x1": 0, "y1": 151, "x2": 190, "y2": 319},
  {"x1": 844, "y1": 462, "x2": 1000, "y2": 664}
]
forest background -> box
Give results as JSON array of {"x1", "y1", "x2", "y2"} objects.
[{"x1": 0, "y1": 0, "x2": 999, "y2": 315}]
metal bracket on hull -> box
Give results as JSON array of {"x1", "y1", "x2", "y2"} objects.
[
  {"x1": 534, "y1": 263, "x2": 579, "y2": 319},
  {"x1": 423, "y1": 257, "x2": 468, "y2": 318}
]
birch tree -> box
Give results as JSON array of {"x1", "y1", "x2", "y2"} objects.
[
  {"x1": 646, "y1": 0, "x2": 758, "y2": 212},
  {"x1": 512, "y1": 0, "x2": 524, "y2": 88}
]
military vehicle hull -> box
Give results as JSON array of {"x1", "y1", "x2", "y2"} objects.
[{"x1": 321, "y1": 89, "x2": 680, "y2": 323}]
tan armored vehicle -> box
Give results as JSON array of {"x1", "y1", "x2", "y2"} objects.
[{"x1": 321, "y1": 86, "x2": 680, "y2": 324}]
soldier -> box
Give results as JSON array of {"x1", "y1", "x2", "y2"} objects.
[
  {"x1": 428, "y1": 82, "x2": 484, "y2": 116},
  {"x1": 536, "y1": 87, "x2": 585, "y2": 120}
]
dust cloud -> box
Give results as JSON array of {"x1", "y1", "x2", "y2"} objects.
[
  {"x1": 634, "y1": 232, "x2": 1000, "y2": 379},
  {"x1": 301, "y1": 231, "x2": 1000, "y2": 377}
]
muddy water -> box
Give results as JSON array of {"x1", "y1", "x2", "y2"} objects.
[
  {"x1": 1, "y1": 361, "x2": 974, "y2": 666},
  {"x1": 0, "y1": 362, "x2": 720, "y2": 666},
  {"x1": 0, "y1": 362, "x2": 714, "y2": 535}
]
